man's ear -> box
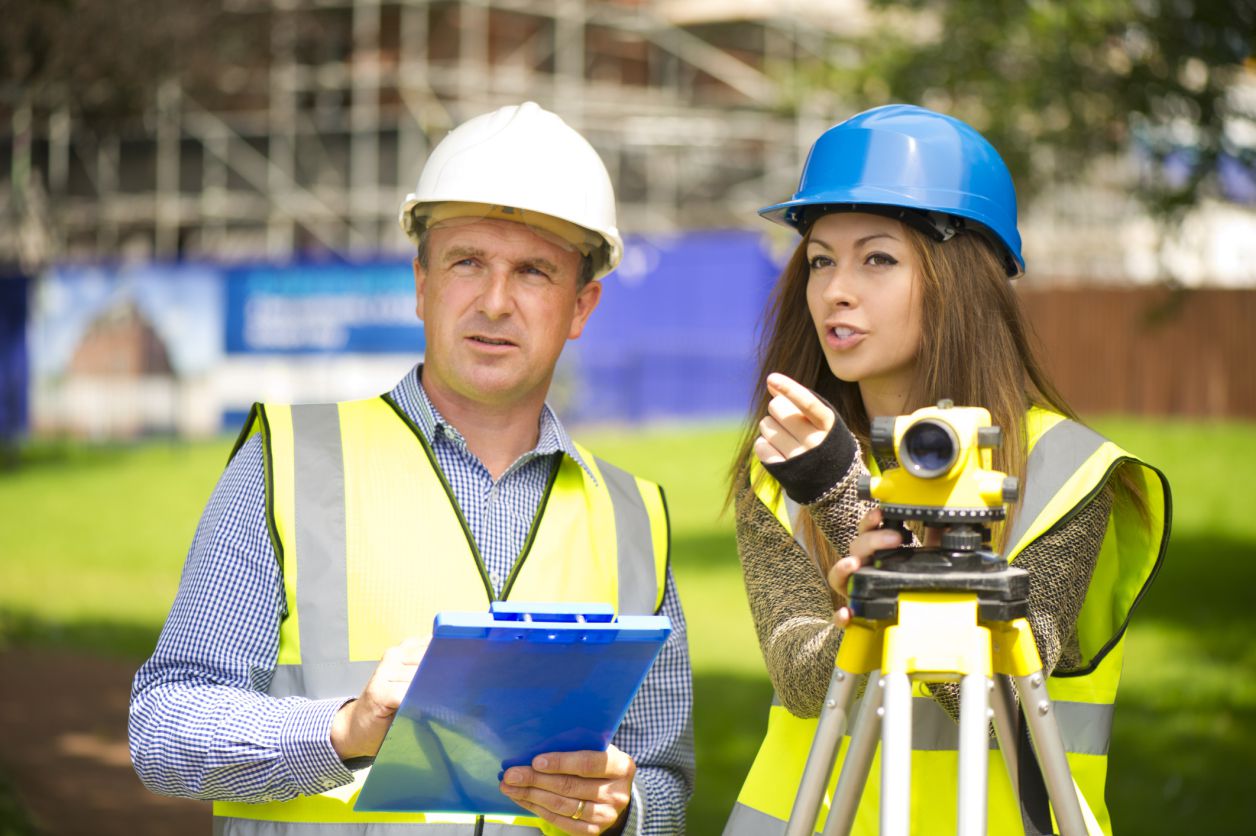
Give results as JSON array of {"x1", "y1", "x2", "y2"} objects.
[
  {"x1": 567, "y1": 280, "x2": 603, "y2": 340},
  {"x1": 413, "y1": 256, "x2": 426, "y2": 322}
]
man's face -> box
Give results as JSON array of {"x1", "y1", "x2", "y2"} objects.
[{"x1": 414, "y1": 218, "x2": 601, "y2": 414}]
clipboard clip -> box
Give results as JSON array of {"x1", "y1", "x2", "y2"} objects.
[{"x1": 489, "y1": 601, "x2": 616, "y2": 624}]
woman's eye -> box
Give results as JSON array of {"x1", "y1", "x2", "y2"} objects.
[
  {"x1": 808, "y1": 254, "x2": 833, "y2": 270},
  {"x1": 866, "y1": 252, "x2": 898, "y2": 267}
]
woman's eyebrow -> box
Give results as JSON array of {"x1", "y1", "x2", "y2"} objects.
[
  {"x1": 808, "y1": 232, "x2": 899, "y2": 251},
  {"x1": 855, "y1": 233, "x2": 898, "y2": 247}
]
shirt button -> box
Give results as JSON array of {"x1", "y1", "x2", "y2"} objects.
[{"x1": 321, "y1": 779, "x2": 337, "y2": 789}]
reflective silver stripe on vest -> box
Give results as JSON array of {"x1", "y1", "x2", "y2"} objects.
[
  {"x1": 597, "y1": 456, "x2": 659, "y2": 615},
  {"x1": 216, "y1": 818, "x2": 544, "y2": 835},
  {"x1": 1054, "y1": 699, "x2": 1113, "y2": 756},
  {"x1": 268, "y1": 404, "x2": 353, "y2": 701},
  {"x1": 769, "y1": 691, "x2": 1112, "y2": 756},
  {"x1": 783, "y1": 497, "x2": 809, "y2": 555},
  {"x1": 1006, "y1": 418, "x2": 1107, "y2": 553},
  {"x1": 722, "y1": 801, "x2": 788, "y2": 836},
  {"x1": 269, "y1": 660, "x2": 377, "y2": 700}
]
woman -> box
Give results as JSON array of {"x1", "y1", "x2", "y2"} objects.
[{"x1": 723, "y1": 105, "x2": 1170, "y2": 835}]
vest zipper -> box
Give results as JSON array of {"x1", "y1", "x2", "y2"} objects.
[{"x1": 500, "y1": 457, "x2": 562, "y2": 600}]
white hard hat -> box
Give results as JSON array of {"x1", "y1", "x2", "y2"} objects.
[{"x1": 400, "y1": 101, "x2": 623, "y2": 279}]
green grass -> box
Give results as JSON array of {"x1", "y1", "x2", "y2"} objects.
[
  {"x1": 0, "y1": 770, "x2": 35, "y2": 836},
  {"x1": 2, "y1": 417, "x2": 1253, "y2": 834}
]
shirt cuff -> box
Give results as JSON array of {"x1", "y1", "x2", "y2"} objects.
[
  {"x1": 762, "y1": 416, "x2": 858, "y2": 505},
  {"x1": 278, "y1": 697, "x2": 356, "y2": 796},
  {"x1": 617, "y1": 781, "x2": 643, "y2": 836}
]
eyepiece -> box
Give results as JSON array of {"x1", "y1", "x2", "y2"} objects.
[
  {"x1": 870, "y1": 417, "x2": 897, "y2": 458},
  {"x1": 899, "y1": 418, "x2": 959, "y2": 478}
]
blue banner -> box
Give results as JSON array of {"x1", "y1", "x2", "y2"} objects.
[
  {"x1": 0, "y1": 276, "x2": 29, "y2": 440},
  {"x1": 570, "y1": 230, "x2": 781, "y2": 422},
  {"x1": 225, "y1": 261, "x2": 423, "y2": 354}
]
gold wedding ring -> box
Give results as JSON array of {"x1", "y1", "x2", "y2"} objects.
[{"x1": 572, "y1": 799, "x2": 586, "y2": 821}]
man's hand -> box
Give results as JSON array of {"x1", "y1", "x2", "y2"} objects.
[
  {"x1": 754, "y1": 372, "x2": 836, "y2": 464},
  {"x1": 330, "y1": 636, "x2": 428, "y2": 760},
  {"x1": 499, "y1": 744, "x2": 636, "y2": 835}
]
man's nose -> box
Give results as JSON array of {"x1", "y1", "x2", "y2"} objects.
[{"x1": 478, "y1": 268, "x2": 513, "y2": 317}]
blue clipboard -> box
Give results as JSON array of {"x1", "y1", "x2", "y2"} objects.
[{"x1": 353, "y1": 601, "x2": 671, "y2": 815}]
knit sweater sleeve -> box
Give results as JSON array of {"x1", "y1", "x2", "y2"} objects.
[
  {"x1": 1014, "y1": 484, "x2": 1112, "y2": 675},
  {"x1": 734, "y1": 443, "x2": 874, "y2": 718}
]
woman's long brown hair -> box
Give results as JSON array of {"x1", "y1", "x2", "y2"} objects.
[{"x1": 729, "y1": 220, "x2": 1079, "y2": 576}]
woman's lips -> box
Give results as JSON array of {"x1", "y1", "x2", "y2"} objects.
[{"x1": 825, "y1": 325, "x2": 866, "y2": 350}]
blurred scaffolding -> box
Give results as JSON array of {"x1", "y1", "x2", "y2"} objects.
[
  {"x1": 0, "y1": 0, "x2": 891, "y2": 268},
  {"x1": 3, "y1": 0, "x2": 1255, "y2": 441}
]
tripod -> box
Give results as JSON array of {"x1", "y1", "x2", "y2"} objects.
[{"x1": 784, "y1": 522, "x2": 1092, "y2": 836}]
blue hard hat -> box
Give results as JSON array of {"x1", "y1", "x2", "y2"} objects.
[{"x1": 760, "y1": 104, "x2": 1024, "y2": 276}]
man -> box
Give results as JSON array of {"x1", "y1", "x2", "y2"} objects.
[{"x1": 130, "y1": 102, "x2": 694, "y2": 836}]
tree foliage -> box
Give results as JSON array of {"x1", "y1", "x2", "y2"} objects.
[
  {"x1": 0, "y1": 0, "x2": 265, "y2": 128},
  {"x1": 800, "y1": 0, "x2": 1256, "y2": 216}
]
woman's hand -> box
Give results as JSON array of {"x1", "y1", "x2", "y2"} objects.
[
  {"x1": 829, "y1": 509, "x2": 944, "y2": 627},
  {"x1": 753, "y1": 373, "x2": 836, "y2": 464},
  {"x1": 827, "y1": 507, "x2": 905, "y2": 628}
]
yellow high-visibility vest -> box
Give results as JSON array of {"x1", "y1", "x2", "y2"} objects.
[
  {"x1": 725, "y1": 407, "x2": 1170, "y2": 836},
  {"x1": 212, "y1": 396, "x2": 670, "y2": 836}
]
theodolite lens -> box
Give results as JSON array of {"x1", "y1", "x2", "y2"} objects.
[{"x1": 900, "y1": 419, "x2": 958, "y2": 478}]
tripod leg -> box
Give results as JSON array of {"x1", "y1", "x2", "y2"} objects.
[
  {"x1": 957, "y1": 673, "x2": 991, "y2": 836},
  {"x1": 821, "y1": 670, "x2": 884, "y2": 836},
  {"x1": 1014, "y1": 671, "x2": 1090, "y2": 836},
  {"x1": 879, "y1": 672, "x2": 913, "y2": 836},
  {"x1": 785, "y1": 665, "x2": 860, "y2": 836},
  {"x1": 989, "y1": 674, "x2": 1020, "y2": 800}
]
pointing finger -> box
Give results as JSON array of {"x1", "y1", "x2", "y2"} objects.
[
  {"x1": 757, "y1": 415, "x2": 808, "y2": 460},
  {"x1": 766, "y1": 373, "x2": 835, "y2": 432}
]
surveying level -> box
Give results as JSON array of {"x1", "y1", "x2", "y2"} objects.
[{"x1": 785, "y1": 401, "x2": 1091, "y2": 836}]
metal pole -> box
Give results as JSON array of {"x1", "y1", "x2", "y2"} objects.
[
  {"x1": 990, "y1": 674, "x2": 1020, "y2": 800},
  {"x1": 822, "y1": 672, "x2": 884, "y2": 836},
  {"x1": 784, "y1": 666, "x2": 860, "y2": 836},
  {"x1": 957, "y1": 674, "x2": 991, "y2": 835},
  {"x1": 879, "y1": 672, "x2": 913, "y2": 836},
  {"x1": 1014, "y1": 671, "x2": 1089, "y2": 836}
]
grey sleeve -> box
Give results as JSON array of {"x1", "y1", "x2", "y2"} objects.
[{"x1": 735, "y1": 484, "x2": 841, "y2": 717}]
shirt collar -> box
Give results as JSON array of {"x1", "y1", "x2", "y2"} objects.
[{"x1": 390, "y1": 364, "x2": 597, "y2": 483}]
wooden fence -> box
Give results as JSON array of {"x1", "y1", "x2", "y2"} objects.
[{"x1": 1018, "y1": 287, "x2": 1256, "y2": 418}]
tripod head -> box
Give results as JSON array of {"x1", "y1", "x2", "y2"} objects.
[{"x1": 851, "y1": 400, "x2": 1029, "y2": 618}]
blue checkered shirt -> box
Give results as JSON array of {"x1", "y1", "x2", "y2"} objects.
[{"x1": 129, "y1": 366, "x2": 695, "y2": 834}]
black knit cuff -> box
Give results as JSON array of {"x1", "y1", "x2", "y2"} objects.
[{"x1": 763, "y1": 417, "x2": 858, "y2": 505}]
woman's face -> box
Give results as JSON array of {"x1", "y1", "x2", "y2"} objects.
[{"x1": 805, "y1": 212, "x2": 924, "y2": 415}]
